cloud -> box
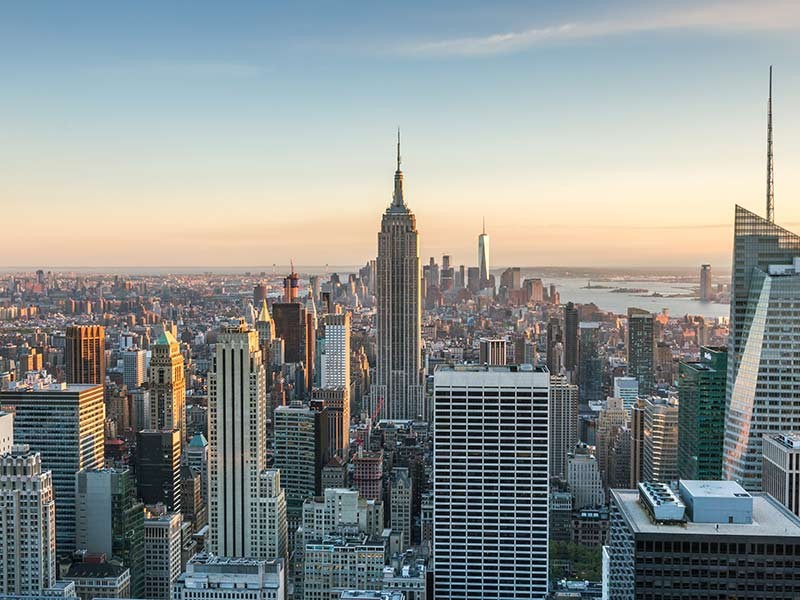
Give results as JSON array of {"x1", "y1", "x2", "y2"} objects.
[
  {"x1": 400, "y1": 0, "x2": 800, "y2": 57},
  {"x1": 84, "y1": 60, "x2": 262, "y2": 79}
]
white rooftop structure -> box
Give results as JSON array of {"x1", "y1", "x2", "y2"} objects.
[{"x1": 637, "y1": 481, "x2": 685, "y2": 522}]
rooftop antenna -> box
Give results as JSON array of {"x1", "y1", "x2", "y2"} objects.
[
  {"x1": 767, "y1": 65, "x2": 774, "y2": 223},
  {"x1": 396, "y1": 127, "x2": 401, "y2": 172}
]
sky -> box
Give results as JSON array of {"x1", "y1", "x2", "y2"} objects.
[{"x1": 2, "y1": 0, "x2": 800, "y2": 269}]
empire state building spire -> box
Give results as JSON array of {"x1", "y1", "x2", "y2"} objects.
[{"x1": 392, "y1": 128, "x2": 405, "y2": 208}]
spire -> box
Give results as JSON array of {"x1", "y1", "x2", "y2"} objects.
[
  {"x1": 482, "y1": 216, "x2": 486, "y2": 235},
  {"x1": 767, "y1": 65, "x2": 774, "y2": 223},
  {"x1": 392, "y1": 129, "x2": 405, "y2": 208}
]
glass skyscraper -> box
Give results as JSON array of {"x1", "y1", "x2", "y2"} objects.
[
  {"x1": 677, "y1": 346, "x2": 727, "y2": 480},
  {"x1": 723, "y1": 205, "x2": 800, "y2": 490},
  {"x1": 626, "y1": 308, "x2": 654, "y2": 396}
]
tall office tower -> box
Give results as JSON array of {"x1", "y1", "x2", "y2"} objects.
[
  {"x1": 0, "y1": 445, "x2": 56, "y2": 596},
  {"x1": 186, "y1": 433, "x2": 208, "y2": 501},
  {"x1": 606, "y1": 481, "x2": 800, "y2": 599},
  {"x1": 478, "y1": 338, "x2": 507, "y2": 366},
  {"x1": 284, "y1": 267, "x2": 299, "y2": 303},
  {"x1": 567, "y1": 445, "x2": 606, "y2": 509},
  {"x1": 626, "y1": 308, "x2": 655, "y2": 396},
  {"x1": 612, "y1": 376, "x2": 639, "y2": 412},
  {"x1": 181, "y1": 466, "x2": 208, "y2": 533},
  {"x1": 549, "y1": 375, "x2": 578, "y2": 479},
  {"x1": 390, "y1": 466, "x2": 413, "y2": 550},
  {"x1": 253, "y1": 470, "x2": 288, "y2": 562},
  {"x1": 0, "y1": 410, "x2": 12, "y2": 454},
  {"x1": 352, "y1": 448, "x2": 383, "y2": 502},
  {"x1": 578, "y1": 322, "x2": 602, "y2": 404},
  {"x1": 700, "y1": 264, "x2": 713, "y2": 301},
  {"x1": 136, "y1": 429, "x2": 181, "y2": 512},
  {"x1": 724, "y1": 208, "x2": 800, "y2": 490},
  {"x1": 208, "y1": 318, "x2": 268, "y2": 558},
  {"x1": 641, "y1": 397, "x2": 679, "y2": 484},
  {"x1": 375, "y1": 133, "x2": 423, "y2": 421},
  {"x1": 312, "y1": 388, "x2": 349, "y2": 458},
  {"x1": 606, "y1": 426, "x2": 632, "y2": 489},
  {"x1": 434, "y1": 365, "x2": 549, "y2": 600},
  {"x1": 273, "y1": 302, "x2": 308, "y2": 364},
  {"x1": 440, "y1": 266, "x2": 455, "y2": 292},
  {"x1": 457, "y1": 264, "x2": 466, "y2": 289},
  {"x1": 677, "y1": 346, "x2": 727, "y2": 480},
  {"x1": 65, "y1": 325, "x2": 106, "y2": 385},
  {"x1": 466, "y1": 266, "x2": 480, "y2": 293},
  {"x1": 143, "y1": 512, "x2": 182, "y2": 600},
  {"x1": 122, "y1": 349, "x2": 147, "y2": 388},
  {"x1": 173, "y1": 555, "x2": 286, "y2": 600},
  {"x1": 255, "y1": 299, "x2": 273, "y2": 352},
  {"x1": 273, "y1": 403, "x2": 329, "y2": 545},
  {"x1": 629, "y1": 399, "x2": 645, "y2": 487},
  {"x1": 478, "y1": 218, "x2": 490, "y2": 287},
  {"x1": 253, "y1": 283, "x2": 268, "y2": 304},
  {"x1": 563, "y1": 302, "x2": 578, "y2": 371},
  {"x1": 0, "y1": 374, "x2": 105, "y2": 554},
  {"x1": 75, "y1": 468, "x2": 145, "y2": 597},
  {"x1": 546, "y1": 318, "x2": 564, "y2": 374},
  {"x1": 596, "y1": 397, "x2": 628, "y2": 487},
  {"x1": 149, "y1": 331, "x2": 186, "y2": 442},
  {"x1": 762, "y1": 432, "x2": 800, "y2": 517},
  {"x1": 321, "y1": 313, "x2": 350, "y2": 388}
]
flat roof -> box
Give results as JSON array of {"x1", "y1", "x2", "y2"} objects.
[
  {"x1": 680, "y1": 480, "x2": 751, "y2": 499},
  {"x1": 611, "y1": 489, "x2": 800, "y2": 537}
]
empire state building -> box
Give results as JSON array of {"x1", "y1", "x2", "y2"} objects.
[{"x1": 374, "y1": 132, "x2": 423, "y2": 420}]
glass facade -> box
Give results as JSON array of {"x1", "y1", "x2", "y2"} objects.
[
  {"x1": 677, "y1": 346, "x2": 728, "y2": 480},
  {"x1": 724, "y1": 205, "x2": 800, "y2": 490}
]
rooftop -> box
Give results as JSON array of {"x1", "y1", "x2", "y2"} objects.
[
  {"x1": 679, "y1": 479, "x2": 751, "y2": 500},
  {"x1": 612, "y1": 489, "x2": 800, "y2": 537},
  {"x1": 767, "y1": 431, "x2": 800, "y2": 450}
]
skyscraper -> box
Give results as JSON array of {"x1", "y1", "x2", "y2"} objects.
[
  {"x1": 0, "y1": 445, "x2": 57, "y2": 596},
  {"x1": 699, "y1": 264, "x2": 713, "y2": 301},
  {"x1": 136, "y1": 429, "x2": 182, "y2": 512},
  {"x1": 208, "y1": 318, "x2": 269, "y2": 558},
  {"x1": 564, "y1": 302, "x2": 578, "y2": 371},
  {"x1": 0, "y1": 373, "x2": 105, "y2": 554},
  {"x1": 549, "y1": 375, "x2": 578, "y2": 480},
  {"x1": 375, "y1": 132, "x2": 423, "y2": 420},
  {"x1": 433, "y1": 365, "x2": 549, "y2": 600},
  {"x1": 546, "y1": 318, "x2": 564, "y2": 374},
  {"x1": 478, "y1": 218, "x2": 490, "y2": 287},
  {"x1": 65, "y1": 324, "x2": 106, "y2": 385},
  {"x1": 122, "y1": 349, "x2": 147, "y2": 389},
  {"x1": 578, "y1": 322, "x2": 602, "y2": 404},
  {"x1": 641, "y1": 396, "x2": 679, "y2": 484},
  {"x1": 627, "y1": 308, "x2": 655, "y2": 396},
  {"x1": 320, "y1": 312, "x2": 350, "y2": 389},
  {"x1": 723, "y1": 208, "x2": 800, "y2": 490},
  {"x1": 677, "y1": 346, "x2": 727, "y2": 480},
  {"x1": 148, "y1": 331, "x2": 186, "y2": 442}
]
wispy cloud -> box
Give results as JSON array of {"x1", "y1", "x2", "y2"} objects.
[
  {"x1": 400, "y1": 1, "x2": 800, "y2": 57},
  {"x1": 84, "y1": 60, "x2": 262, "y2": 79}
]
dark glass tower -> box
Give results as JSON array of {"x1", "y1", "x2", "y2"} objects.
[
  {"x1": 564, "y1": 302, "x2": 579, "y2": 371},
  {"x1": 627, "y1": 308, "x2": 654, "y2": 396}
]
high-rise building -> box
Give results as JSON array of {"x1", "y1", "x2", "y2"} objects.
[
  {"x1": 613, "y1": 377, "x2": 639, "y2": 412},
  {"x1": 208, "y1": 318, "x2": 269, "y2": 558},
  {"x1": 253, "y1": 469, "x2": 288, "y2": 563},
  {"x1": 641, "y1": 397, "x2": 679, "y2": 484},
  {"x1": 122, "y1": 349, "x2": 147, "y2": 389},
  {"x1": 353, "y1": 448, "x2": 383, "y2": 502},
  {"x1": 700, "y1": 264, "x2": 713, "y2": 301},
  {"x1": 567, "y1": 445, "x2": 606, "y2": 509},
  {"x1": 65, "y1": 325, "x2": 106, "y2": 385},
  {"x1": 0, "y1": 374, "x2": 105, "y2": 554},
  {"x1": 272, "y1": 302, "x2": 307, "y2": 364},
  {"x1": 478, "y1": 219, "x2": 490, "y2": 287},
  {"x1": 549, "y1": 375, "x2": 578, "y2": 479},
  {"x1": 433, "y1": 365, "x2": 549, "y2": 600},
  {"x1": 312, "y1": 388, "x2": 349, "y2": 458},
  {"x1": 173, "y1": 555, "x2": 286, "y2": 600},
  {"x1": 762, "y1": 432, "x2": 800, "y2": 517},
  {"x1": 596, "y1": 397, "x2": 628, "y2": 486},
  {"x1": 629, "y1": 399, "x2": 645, "y2": 487},
  {"x1": 389, "y1": 466, "x2": 412, "y2": 550},
  {"x1": 321, "y1": 313, "x2": 351, "y2": 389},
  {"x1": 186, "y1": 433, "x2": 208, "y2": 502},
  {"x1": 143, "y1": 512, "x2": 182, "y2": 600},
  {"x1": 0, "y1": 445, "x2": 57, "y2": 596},
  {"x1": 375, "y1": 133, "x2": 423, "y2": 421},
  {"x1": 546, "y1": 318, "x2": 564, "y2": 374},
  {"x1": 677, "y1": 346, "x2": 727, "y2": 480},
  {"x1": 255, "y1": 299, "x2": 273, "y2": 360},
  {"x1": 466, "y1": 266, "x2": 480, "y2": 293},
  {"x1": 478, "y1": 338, "x2": 507, "y2": 366},
  {"x1": 606, "y1": 480, "x2": 800, "y2": 599},
  {"x1": 136, "y1": 429, "x2": 181, "y2": 512},
  {"x1": 75, "y1": 468, "x2": 145, "y2": 597},
  {"x1": 724, "y1": 207, "x2": 800, "y2": 490},
  {"x1": 148, "y1": 331, "x2": 186, "y2": 442},
  {"x1": 627, "y1": 308, "x2": 655, "y2": 396},
  {"x1": 578, "y1": 322, "x2": 602, "y2": 404},
  {"x1": 302, "y1": 533, "x2": 386, "y2": 599},
  {"x1": 0, "y1": 410, "x2": 12, "y2": 455},
  {"x1": 564, "y1": 303, "x2": 578, "y2": 371}
]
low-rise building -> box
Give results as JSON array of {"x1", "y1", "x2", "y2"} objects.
[{"x1": 172, "y1": 554, "x2": 285, "y2": 600}]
